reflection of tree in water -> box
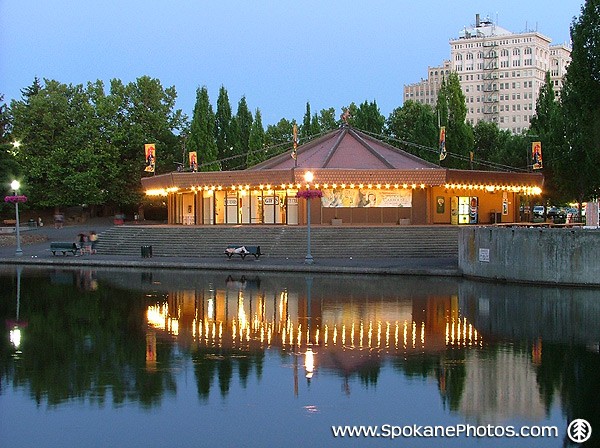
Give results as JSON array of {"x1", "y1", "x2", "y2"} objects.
[
  {"x1": 535, "y1": 343, "x2": 600, "y2": 447},
  {"x1": 192, "y1": 348, "x2": 265, "y2": 401},
  {"x1": 392, "y1": 350, "x2": 467, "y2": 412},
  {"x1": 0, "y1": 271, "x2": 176, "y2": 408}
]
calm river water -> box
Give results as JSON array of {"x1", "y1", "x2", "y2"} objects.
[{"x1": 0, "y1": 266, "x2": 598, "y2": 447}]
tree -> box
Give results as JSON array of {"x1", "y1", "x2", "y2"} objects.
[
  {"x1": 386, "y1": 100, "x2": 438, "y2": 163},
  {"x1": 233, "y1": 96, "x2": 253, "y2": 170},
  {"x1": 528, "y1": 71, "x2": 567, "y2": 203},
  {"x1": 189, "y1": 86, "x2": 218, "y2": 171},
  {"x1": 318, "y1": 108, "x2": 338, "y2": 132},
  {"x1": 246, "y1": 109, "x2": 266, "y2": 167},
  {"x1": 10, "y1": 79, "x2": 107, "y2": 208},
  {"x1": 348, "y1": 100, "x2": 385, "y2": 134},
  {"x1": 9, "y1": 76, "x2": 185, "y2": 210},
  {"x1": 301, "y1": 102, "x2": 312, "y2": 141},
  {"x1": 560, "y1": 0, "x2": 600, "y2": 203},
  {"x1": 264, "y1": 118, "x2": 295, "y2": 158},
  {"x1": 0, "y1": 95, "x2": 21, "y2": 197},
  {"x1": 436, "y1": 72, "x2": 474, "y2": 168},
  {"x1": 215, "y1": 86, "x2": 234, "y2": 170},
  {"x1": 114, "y1": 76, "x2": 184, "y2": 204}
]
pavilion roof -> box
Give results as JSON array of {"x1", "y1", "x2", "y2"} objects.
[{"x1": 249, "y1": 125, "x2": 441, "y2": 171}]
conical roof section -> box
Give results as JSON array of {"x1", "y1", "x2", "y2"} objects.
[{"x1": 248, "y1": 125, "x2": 440, "y2": 171}]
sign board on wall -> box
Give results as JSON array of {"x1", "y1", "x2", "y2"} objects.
[
  {"x1": 321, "y1": 188, "x2": 412, "y2": 208},
  {"x1": 479, "y1": 248, "x2": 490, "y2": 262}
]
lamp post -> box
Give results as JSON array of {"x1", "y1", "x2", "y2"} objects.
[
  {"x1": 11, "y1": 180, "x2": 23, "y2": 257},
  {"x1": 304, "y1": 171, "x2": 314, "y2": 265}
]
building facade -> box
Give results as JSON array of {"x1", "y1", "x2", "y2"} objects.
[
  {"x1": 142, "y1": 126, "x2": 543, "y2": 226},
  {"x1": 404, "y1": 14, "x2": 571, "y2": 134}
]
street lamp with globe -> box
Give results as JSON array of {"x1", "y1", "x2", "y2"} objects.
[
  {"x1": 9, "y1": 180, "x2": 24, "y2": 256},
  {"x1": 304, "y1": 171, "x2": 314, "y2": 265}
]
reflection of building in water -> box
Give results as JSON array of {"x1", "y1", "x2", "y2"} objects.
[
  {"x1": 145, "y1": 278, "x2": 481, "y2": 361},
  {"x1": 458, "y1": 349, "x2": 546, "y2": 423}
]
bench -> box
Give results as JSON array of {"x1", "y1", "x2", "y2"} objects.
[
  {"x1": 50, "y1": 242, "x2": 80, "y2": 256},
  {"x1": 3, "y1": 219, "x2": 17, "y2": 226},
  {"x1": 224, "y1": 245, "x2": 262, "y2": 260}
]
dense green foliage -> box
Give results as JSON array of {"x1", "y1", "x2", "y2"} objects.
[{"x1": 7, "y1": 76, "x2": 184, "y2": 211}]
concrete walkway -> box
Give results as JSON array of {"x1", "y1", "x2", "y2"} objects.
[{"x1": 0, "y1": 219, "x2": 460, "y2": 277}]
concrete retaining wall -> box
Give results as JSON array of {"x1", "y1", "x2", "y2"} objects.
[{"x1": 458, "y1": 227, "x2": 600, "y2": 286}]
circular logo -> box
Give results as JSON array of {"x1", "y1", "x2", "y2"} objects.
[{"x1": 567, "y1": 419, "x2": 592, "y2": 444}]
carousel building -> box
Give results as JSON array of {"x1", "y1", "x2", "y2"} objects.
[{"x1": 142, "y1": 125, "x2": 543, "y2": 226}]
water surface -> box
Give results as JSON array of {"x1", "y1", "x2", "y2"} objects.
[{"x1": 0, "y1": 266, "x2": 598, "y2": 447}]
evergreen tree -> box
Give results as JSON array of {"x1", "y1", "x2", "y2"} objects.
[
  {"x1": 264, "y1": 118, "x2": 295, "y2": 157},
  {"x1": 318, "y1": 108, "x2": 338, "y2": 132},
  {"x1": 215, "y1": 86, "x2": 234, "y2": 170},
  {"x1": 234, "y1": 96, "x2": 253, "y2": 170},
  {"x1": 246, "y1": 108, "x2": 266, "y2": 167},
  {"x1": 301, "y1": 102, "x2": 312, "y2": 140},
  {"x1": 436, "y1": 72, "x2": 474, "y2": 168},
  {"x1": 189, "y1": 86, "x2": 219, "y2": 171},
  {"x1": 349, "y1": 100, "x2": 385, "y2": 134},
  {"x1": 386, "y1": 100, "x2": 438, "y2": 162},
  {"x1": 529, "y1": 71, "x2": 566, "y2": 203},
  {"x1": 560, "y1": 0, "x2": 600, "y2": 202}
]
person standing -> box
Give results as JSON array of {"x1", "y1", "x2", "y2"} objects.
[{"x1": 89, "y1": 231, "x2": 98, "y2": 254}]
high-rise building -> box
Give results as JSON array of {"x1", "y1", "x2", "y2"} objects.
[{"x1": 404, "y1": 14, "x2": 571, "y2": 134}]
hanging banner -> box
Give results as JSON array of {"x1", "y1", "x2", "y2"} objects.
[
  {"x1": 532, "y1": 141, "x2": 543, "y2": 170},
  {"x1": 291, "y1": 124, "x2": 298, "y2": 160},
  {"x1": 439, "y1": 127, "x2": 447, "y2": 161},
  {"x1": 189, "y1": 151, "x2": 198, "y2": 172},
  {"x1": 144, "y1": 144, "x2": 156, "y2": 173}
]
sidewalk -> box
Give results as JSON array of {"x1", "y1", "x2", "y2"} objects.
[{"x1": 0, "y1": 220, "x2": 460, "y2": 277}]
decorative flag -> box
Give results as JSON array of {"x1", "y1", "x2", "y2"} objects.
[
  {"x1": 439, "y1": 127, "x2": 447, "y2": 161},
  {"x1": 144, "y1": 144, "x2": 156, "y2": 173},
  {"x1": 189, "y1": 151, "x2": 198, "y2": 172},
  {"x1": 291, "y1": 124, "x2": 298, "y2": 160},
  {"x1": 532, "y1": 141, "x2": 543, "y2": 170}
]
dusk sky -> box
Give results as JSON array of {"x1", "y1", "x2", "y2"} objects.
[{"x1": 0, "y1": 0, "x2": 584, "y2": 126}]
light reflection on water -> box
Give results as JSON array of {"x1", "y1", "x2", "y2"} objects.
[{"x1": 0, "y1": 266, "x2": 598, "y2": 447}]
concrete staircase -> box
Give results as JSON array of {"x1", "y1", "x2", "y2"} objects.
[{"x1": 95, "y1": 225, "x2": 459, "y2": 258}]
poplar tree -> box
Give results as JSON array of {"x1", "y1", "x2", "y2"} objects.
[
  {"x1": 246, "y1": 108, "x2": 266, "y2": 167},
  {"x1": 436, "y1": 72, "x2": 474, "y2": 168},
  {"x1": 189, "y1": 86, "x2": 219, "y2": 171},
  {"x1": 234, "y1": 96, "x2": 253, "y2": 169},
  {"x1": 215, "y1": 86, "x2": 234, "y2": 170},
  {"x1": 560, "y1": 0, "x2": 600, "y2": 202},
  {"x1": 529, "y1": 71, "x2": 566, "y2": 203}
]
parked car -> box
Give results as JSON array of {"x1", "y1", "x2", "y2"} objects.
[
  {"x1": 547, "y1": 207, "x2": 566, "y2": 219},
  {"x1": 533, "y1": 206, "x2": 545, "y2": 217}
]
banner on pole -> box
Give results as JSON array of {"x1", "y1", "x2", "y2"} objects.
[
  {"x1": 439, "y1": 127, "x2": 447, "y2": 161},
  {"x1": 189, "y1": 151, "x2": 198, "y2": 172},
  {"x1": 532, "y1": 141, "x2": 543, "y2": 170},
  {"x1": 144, "y1": 144, "x2": 156, "y2": 173}
]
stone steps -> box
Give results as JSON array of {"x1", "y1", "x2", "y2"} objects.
[{"x1": 95, "y1": 225, "x2": 458, "y2": 258}]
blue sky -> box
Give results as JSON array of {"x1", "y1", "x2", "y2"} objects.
[{"x1": 0, "y1": 0, "x2": 584, "y2": 126}]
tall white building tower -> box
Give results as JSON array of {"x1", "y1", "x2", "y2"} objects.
[{"x1": 404, "y1": 14, "x2": 571, "y2": 134}]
